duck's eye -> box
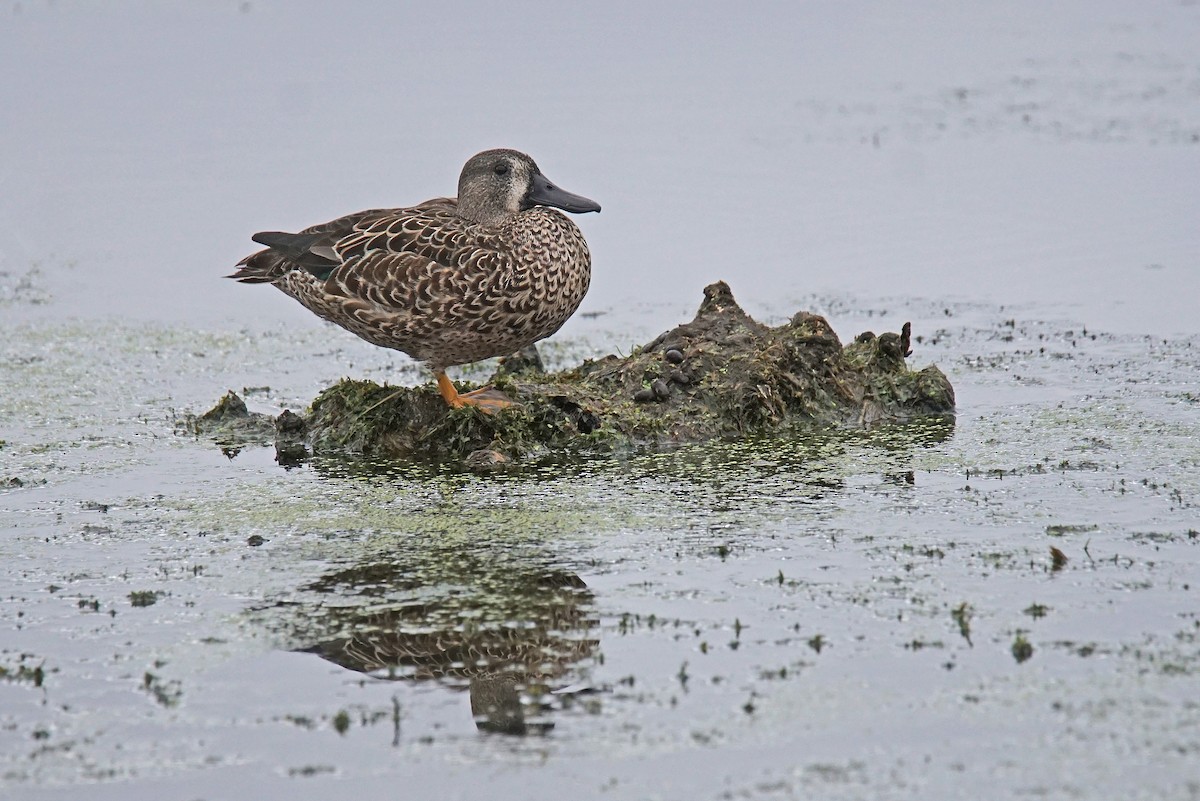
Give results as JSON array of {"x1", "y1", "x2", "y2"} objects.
[{"x1": 493, "y1": 163, "x2": 509, "y2": 176}]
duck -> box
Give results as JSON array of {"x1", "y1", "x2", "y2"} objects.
[{"x1": 228, "y1": 148, "x2": 600, "y2": 411}]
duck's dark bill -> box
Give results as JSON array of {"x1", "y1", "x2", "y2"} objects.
[{"x1": 526, "y1": 174, "x2": 601, "y2": 214}]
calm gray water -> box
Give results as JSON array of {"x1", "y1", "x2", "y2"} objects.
[{"x1": 2, "y1": 2, "x2": 1199, "y2": 800}]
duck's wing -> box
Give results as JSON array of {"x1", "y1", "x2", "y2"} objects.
[{"x1": 323, "y1": 207, "x2": 503, "y2": 315}]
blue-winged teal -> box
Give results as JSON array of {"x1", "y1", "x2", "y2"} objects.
[{"x1": 229, "y1": 149, "x2": 600, "y2": 410}]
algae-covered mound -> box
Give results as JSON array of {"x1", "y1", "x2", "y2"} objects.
[
  {"x1": 182, "y1": 389, "x2": 308, "y2": 464},
  {"x1": 294, "y1": 281, "x2": 954, "y2": 463},
  {"x1": 179, "y1": 390, "x2": 274, "y2": 452},
  {"x1": 189, "y1": 282, "x2": 954, "y2": 464}
]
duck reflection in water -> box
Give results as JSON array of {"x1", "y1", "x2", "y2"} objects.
[{"x1": 295, "y1": 554, "x2": 598, "y2": 736}]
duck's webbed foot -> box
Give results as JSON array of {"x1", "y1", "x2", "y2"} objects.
[{"x1": 435, "y1": 371, "x2": 517, "y2": 413}]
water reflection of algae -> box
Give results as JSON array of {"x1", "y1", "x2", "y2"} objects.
[
  {"x1": 185, "y1": 416, "x2": 953, "y2": 541},
  {"x1": 341, "y1": 412, "x2": 950, "y2": 488},
  {"x1": 174, "y1": 417, "x2": 955, "y2": 561},
  {"x1": 613, "y1": 417, "x2": 955, "y2": 483},
  {"x1": 272, "y1": 542, "x2": 598, "y2": 736}
]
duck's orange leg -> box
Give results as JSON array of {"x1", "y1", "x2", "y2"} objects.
[{"x1": 435, "y1": 371, "x2": 516, "y2": 413}]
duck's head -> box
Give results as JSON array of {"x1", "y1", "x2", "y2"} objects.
[{"x1": 457, "y1": 149, "x2": 601, "y2": 225}]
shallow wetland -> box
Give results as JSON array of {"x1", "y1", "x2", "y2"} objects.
[
  {"x1": 3, "y1": 2, "x2": 1200, "y2": 799},
  {"x1": 3, "y1": 282, "x2": 1198, "y2": 800}
]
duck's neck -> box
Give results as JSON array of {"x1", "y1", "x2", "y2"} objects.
[{"x1": 457, "y1": 186, "x2": 519, "y2": 227}]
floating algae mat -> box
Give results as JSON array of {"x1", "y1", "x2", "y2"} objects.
[{"x1": 189, "y1": 282, "x2": 955, "y2": 465}]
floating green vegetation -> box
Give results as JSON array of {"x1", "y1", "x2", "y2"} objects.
[
  {"x1": 142, "y1": 671, "x2": 182, "y2": 707},
  {"x1": 1012, "y1": 634, "x2": 1034, "y2": 664},
  {"x1": 1046, "y1": 524, "x2": 1098, "y2": 537},
  {"x1": 287, "y1": 765, "x2": 336, "y2": 778},
  {"x1": 189, "y1": 282, "x2": 955, "y2": 467},
  {"x1": 1023, "y1": 603, "x2": 1050, "y2": 619},
  {"x1": 0, "y1": 654, "x2": 47, "y2": 688},
  {"x1": 128, "y1": 590, "x2": 163, "y2": 608},
  {"x1": 951, "y1": 602, "x2": 973, "y2": 645}
]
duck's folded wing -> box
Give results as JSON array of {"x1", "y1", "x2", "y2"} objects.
[
  {"x1": 325, "y1": 248, "x2": 497, "y2": 320},
  {"x1": 330, "y1": 199, "x2": 469, "y2": 267}
]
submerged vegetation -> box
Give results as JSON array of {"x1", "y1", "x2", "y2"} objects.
[{"x1": 188, "y1": 282, "x2": 954, "y2": 466}]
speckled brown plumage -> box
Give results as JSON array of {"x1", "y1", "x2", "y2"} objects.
[{"x1": 229, "y1": 149, "x2": 599, "y2": 406}]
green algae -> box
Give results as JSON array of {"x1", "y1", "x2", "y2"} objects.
[{"x1": 0, "y1": 655, "x2": 48, "y2": 688}]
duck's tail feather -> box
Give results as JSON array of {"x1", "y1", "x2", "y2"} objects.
[
  {"x1": 227, "y1": 230, "x2": 340, "y2": 283},
  {"x1": 226, "y1": 248, "x2": 290, "y2": 284}
]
